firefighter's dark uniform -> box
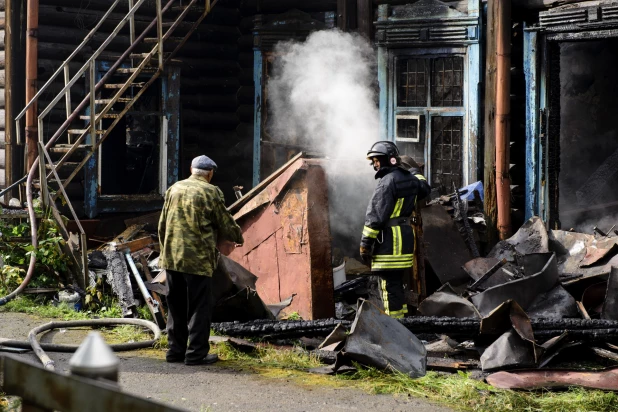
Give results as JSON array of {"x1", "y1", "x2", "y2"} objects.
[{"x1": 360, "y1": 166, "x2": 430, "y2": 318}]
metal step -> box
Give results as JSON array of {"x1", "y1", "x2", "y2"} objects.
[
  {"x1": 104, "y1": 83, "x2": 145, "y2": 89},
  {"x1": 95, "y1": 98, "x2": 132, "y2": 104},
  {"x1": 129, "y1": 52, "x2": 172, "y2": 60},
  {"x1": 68, "y1": 129, "x2": 107, "y2": 135},
  {"x1": 49, "y1": 144, "x2": 91, "y2": 154},
  {"x1": 144, "y1": 37, "x2": 184, "y2": 43},
  {"x1": 79, "y1": 113, "x2": 122, "y2": 120},
  {"x1": 45, "y1": 162, "x2": 81, "y2": 170},
  {"x1": 116, "y1": 67, "x2": 157, "y2": 74}
]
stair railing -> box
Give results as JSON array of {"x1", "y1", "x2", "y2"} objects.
[{"x1": 14, "y1": 0, "x2": 122, "y2": 145}]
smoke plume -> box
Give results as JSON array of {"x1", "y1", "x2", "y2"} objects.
[{"x1": 268, "y1": 30, "x2": 380, "y2": 258}]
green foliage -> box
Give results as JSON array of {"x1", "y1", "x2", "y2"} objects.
[
  {"x1": 0, "y1": 216, "x2": 71, "y2": 294},
  {"x1": 283, "y1": 311, "x2": 303, "y2": 321}
]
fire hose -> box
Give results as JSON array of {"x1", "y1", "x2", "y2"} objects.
[{"x1": 0, "y1": 318, "x2": 161, "y2": 371}]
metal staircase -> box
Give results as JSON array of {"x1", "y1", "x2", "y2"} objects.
[{"x1": 9, "y1": 0, "x2": 220, "y2": 286}]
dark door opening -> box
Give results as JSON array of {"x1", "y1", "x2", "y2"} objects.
[{"x1": 552, "y1": 38, "x2": 618, "y2": 231}]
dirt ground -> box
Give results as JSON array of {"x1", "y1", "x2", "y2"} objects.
[{"x1": 0, "y1": 312, "x2": 453, "y2": 412}]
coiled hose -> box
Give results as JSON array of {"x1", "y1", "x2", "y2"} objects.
[
  {"x1": 0, "y1": 160, "x2": 40, "y2": 306},
  {"x1": 0, "y1": 318, "x2": 161, "y2": 371}
]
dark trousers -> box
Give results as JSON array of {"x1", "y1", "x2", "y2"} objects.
[
  {"x1": 166, "y1": 270, "x2": 213, "y2": 363},
  {"x1": 377, "y1": 270, "x2": 408, "y2": 319}
]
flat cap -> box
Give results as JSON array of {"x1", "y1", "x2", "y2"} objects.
[{"x1": 191, "y1": 155, "x2": 217, "y2": 171}]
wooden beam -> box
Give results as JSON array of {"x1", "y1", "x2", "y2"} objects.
[
  {"x1": 338, "y1": 0, "x2": 357, "y2": 31},
  {"x1": 357, "y1": 0, "x2": 373, "y2": 39}
]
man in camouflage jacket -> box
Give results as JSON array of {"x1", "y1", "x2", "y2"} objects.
[{"x1": 159, "y1": 155, "x2": 244, "y2": 365}]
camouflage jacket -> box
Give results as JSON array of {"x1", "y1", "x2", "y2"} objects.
[{"x1": 158, "y1": 175, "x2": 244, "y2": 276}]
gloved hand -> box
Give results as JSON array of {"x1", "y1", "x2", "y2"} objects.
[{"x1": 359, "y1": 246, "x2": 372, "y2": 267}]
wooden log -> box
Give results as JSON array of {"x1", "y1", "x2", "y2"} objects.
[
  {"x1": 178, "y1": 58, "x2": 239, "y2": 76},
  {"x1": 182, "y1": 94, "x2": 238, "y2": 110},
  {"x1": 38, "y1": 25, "x2": 130, "y2": 50},
  {"x1": 182, "y1": 131, "x2": 238, "y2": 146},
  {"x1": 242, "y1": 0, "x2": 336, "y2": 13},
  {"x1": 236, "y1": 122, "x2": 254, "y2": 139},
  {"x1": 238, "y1": 52, "x2": 253, "y2": 69},
  {"x1": 182, "y1": 110, "x2": 239, "y2": 129},
  {"x1": 0, "y1": 88, "x2": 5, "y2": 108},
  {"x1": 239, "y1": 68, "x2": 254, "y2": 86},
  {"x1": 0, "y1": 109, "x2": 5, "y2": 128},
  {"x1": 37, "y1": 80, "x2": 85, "y2": 98},
  {"x1": 0, "y1": 1, "x2": 5, "y2": 12},
  {"x1": 0, "y1": 30, "x2": 5, "y2": 48},
  {"x1": 237, "y1": 104, "x2": 254, "y2": 123},
  {"x1": 0, "y1": 11, "x2": 4, "y2": 29},
  {"x1": 38, "y1": 42, "x2": 93, "y2": 60},
  {"x1": 173, "y1": 42, "x2": 238, "y2": 60},
  {"x1": 357, "y1": 0, "x2": 373, "y2": 39},
  {"x1": 194, "y1": 24, "x2": 240, "y2": 43},
  {"x1": 37, "y1": 59, "x2": 82, "y2": 82},
  {"x1": 239, "y1": 34, "x2": 253, "y2": 50},
  {"x1": 239, "y1": 16, "x2": 254, "y2": 34},
  {"x1": 0, "y1": 69, "x2": 5, "y2": 87},
  {"x1": 374, "y1": 0, "x2": 467, "y2": 13},
  {"x1": 0, "y1": 50, "x2": 5, "y2": 69},
  {"x1": 180, "y1": 76, "x2": 240, "y2": 93},
  {"x1": 237, "y1": 86, "x2": 255, "y2": 104}
]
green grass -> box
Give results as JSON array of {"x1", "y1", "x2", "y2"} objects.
[
  {"x1": 0, "y1": 295, "x2": 123, "y2": 320},
  {"x1": 158, "y1": 338, "x2": 618, "y2": 412}
]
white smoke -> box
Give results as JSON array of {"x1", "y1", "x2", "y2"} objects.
[{"x1": 268, "y1": 30, "x2": 380, "y2": 258}]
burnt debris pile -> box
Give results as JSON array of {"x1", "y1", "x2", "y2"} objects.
[{"x1": 213, "y1": 216, "x2": 618, "y2": 390}]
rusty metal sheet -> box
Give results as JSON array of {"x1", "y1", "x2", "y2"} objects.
[
  {"x1": 550, "y1": 230, "x2": 618, "y2": 282},
  {"x1": 279, "y1": 186, "x2": 308, "y2": 254},
  {"x1": 486, "y1": 367, "x2": 618, "y2": 391},
  {"x1": 603, "y1": 267, "x2": 618, "y2": 320},
  {"x1": 418, "y1": 284, "x2": 480, "y2": 318},
  {"x1": 581, "y1": 244, "x2": 618, "y2": 268},
  {"x1": 471, "y1": 253, "x2": 558, "y2": 317},
  {"x1": 463, "y1": 258, "x2": 502, "y2": 281},
  {"x1": 422, "y1": 204, "x2": 472, "y2": 286},
  {"x1": 229, "y1": 159, "x2": 334, "y2": 320},
  {"x1": 527, "y1": 285, "x2": 579, "y2": 319},
  {"x1": 487, "y1": 217, "x2": 549, "y2": 262},
  {"x1": 343, "y1": 300, "x2": 427, "y2": 377}
]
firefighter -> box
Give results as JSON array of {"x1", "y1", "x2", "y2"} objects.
[{"x1": 360, "y1": 142, "x2": 430, "y2": 318}]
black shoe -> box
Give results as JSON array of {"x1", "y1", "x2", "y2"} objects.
[
  {"x1": 166, "y1": 353, "x2": 185, "y2": 363},
  {"x1": 185, "y1": 354, "x2": 219, "y2": 366}
]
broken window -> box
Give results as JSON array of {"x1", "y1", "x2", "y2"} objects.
[
  {"x1": 397, "y1": 59, "x2": 428, "y2": 107},
  {"x1": 431, "y1": 116, "x2": 463, "y2": 193},
  {"x1": 431, "y1": 57, "x2": 463, "y2": 107},
  {"x1": 395, "y1": 55, "x2": 465, "y2": 192}
]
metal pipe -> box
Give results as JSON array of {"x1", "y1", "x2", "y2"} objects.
[
  {"x1": 25, "y1": 0, "x2": 39, "y2": 168},
  {"x1": 495, "y1": 0, "x2": 512, "y2": 240}
]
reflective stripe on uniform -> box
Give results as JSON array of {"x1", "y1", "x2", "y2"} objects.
[
  {"x1": 414, "y1": 174, "x2": 427, "y2": 181},
  {"x1": 390, "y1": 198, "x2": 404, "y2": 218},
  {"x1": 372, "y1": 258, "x2": 414, "y2": 269},
  {"x1": 373, "y1": 254, "x2": 414, "y2": 261},
  {"x1": 362, "y1": 225, "x2": 379, "y2": 239},
  {"x1": 380, "y1": 278, "x2": 390, "y2": 314},
  {"x1": 388, "y1": 304, "x2": 408, "y2": 319}
]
